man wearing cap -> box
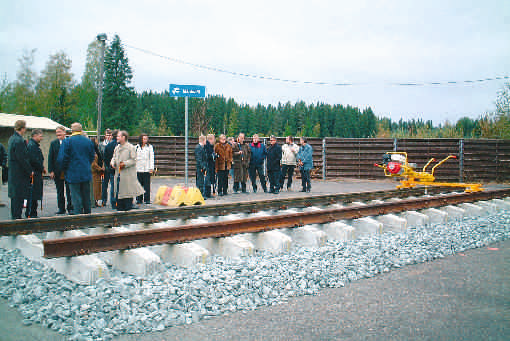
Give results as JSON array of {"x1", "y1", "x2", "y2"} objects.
[{"x1": 266, "y1": 135, "x2": 282, "y2": 194}]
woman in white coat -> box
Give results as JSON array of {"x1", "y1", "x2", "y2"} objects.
[
  {"x1": 111, "y1": 131, "x2": 145, "y2": 211},
  {"x1": 135, "y1": 133, "x2": 155, "y2": 204}
]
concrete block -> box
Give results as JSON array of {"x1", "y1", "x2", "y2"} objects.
[
  {"x1": 15, "y1": 234, "x2": 45, "y2": 260},
  {"x1": 420, "y1": 208, "x2": 448, "y2": 224},
  {"x1": 281, "y1": 224, "x2": 327, "y2": 248},
  {"x1": 24, "y1": 230, "x2": 110, "y2": 285},
  {"x1": 195, "y1": 235, "x2": 254, "y2": 258},
  {"x1": 93, "y1": 226, "x2": 161, "y2": 276},
  {"x1": 152, "y1": 219, "x2": 183, "y2": 228},
  {"x1": 376, "y1": 214, "x2": 407, "y2": 233},
  {"x1": 472, "y1": 200, "x2": 497, "y2": 214},
  {"x1": 321, "y1": 221, "x2": 356, "y2": 241},
  {"x1": 302, "y1": 206, "x2": 322, "y2": 212},
  {"x1": 399, "y1": 211, "x2": 429, "y2": 227},
  {"x1": 457, "y1": 203, "x2": 484, "y2": 216},
  {"x1": 439, "y1": 205, "x2": 466, "y2": 221},
  {"x1": 490, "y1": 199, "x2": 510, "y2": 211},
  {"x1": 217, "y1": 213, "x2": 248, "y2": 221},
  {"x1": 0, "y1": 236, "x2": 17, "y2": 250},
  {"x1": 151, "y1": 242, "x2": 209, "y2": 267},
  {"x1": 249, "y1": 210, "x2": 273, "y2": 217},
  {"x1": 349, "y1": 217, "x2": 383, "y2": 236},
  {"x1": 46, "y1": 254, "x2": 109, "y2": 285},
  {"x1": 242, "y1": 230, "x2": 292, "y2": 253}
]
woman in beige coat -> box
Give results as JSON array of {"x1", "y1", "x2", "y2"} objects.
[{"x1": 110, "y1": 130, "x2": 145, "y2": 211}]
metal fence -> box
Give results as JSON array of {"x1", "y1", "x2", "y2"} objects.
[{"x1": 136, "y1": 136, "x2": 510, "y2": 183}]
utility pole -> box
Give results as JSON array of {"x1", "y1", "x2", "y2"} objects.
[{"x1": 96, "y1": 33, "x2": 107, "y2": 143}]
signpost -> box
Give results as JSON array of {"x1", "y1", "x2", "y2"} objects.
[{"x1": 169, "y1": 84, "x2": 206, "y2": 186}]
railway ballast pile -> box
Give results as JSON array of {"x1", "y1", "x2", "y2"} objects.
[{"x1": 0, "y1": 212, "x2": 508, "y2": 340}]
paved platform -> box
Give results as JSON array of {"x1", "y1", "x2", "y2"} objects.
[{"x1": 0, "y1": 177, "x2": 398, "y2": 220}]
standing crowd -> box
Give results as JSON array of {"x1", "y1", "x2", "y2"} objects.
[
  {"x1": 2, "y1": 121, "x2": 312, "y2": 220},
  {"x1": 5, "y1": 120, "x2": 154, "y2": 219},
  {"x1": 195, "y1": 133, "x2": 313, "y2": 198}
]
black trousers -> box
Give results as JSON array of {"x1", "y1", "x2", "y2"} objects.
[
  {"x1": 217, "y1": 170, "x2": 229, "y2": 195},
  {"x1": 25, "y1": 199, "x2": 38, "y2": 218},
  {"x1": 280, "y1": 164, "x2": 295, "y2": 189},
  {"x1": 117, "y1": 197, "x2": 133, "y2": 211},
  {"x1": 55, "y1": 177, "x2": 73, "y2": 212},
  {"x1": 206, "y1": 165, "x2": 216, "y2": 196},
  {"x1": 196, "y1": 169, "x2": 210, "y2": 198},
  {"x1": 268, "y1": 169, "x2": 281, "y2": 192},
  {"x1": 10, "y1": 196, "x2": 27, "y2": 220},
  {"x1": 248, "y1": 164, "x2": 267, "y2": 192},
  {"x1": 136, "y1": 172, "x2": 151, "y2": 203}
]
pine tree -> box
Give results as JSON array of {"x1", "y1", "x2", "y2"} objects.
[{"x1": 103, "y1": 35, "x2": 136, "y2": 130}]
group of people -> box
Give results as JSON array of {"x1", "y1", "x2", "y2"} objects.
[
  {"x1": 6, "y1": 120, "x2": 154, "y2": 219},
  {"x1": 195, "y1": 133, "x2": 313, "y2": 198}
]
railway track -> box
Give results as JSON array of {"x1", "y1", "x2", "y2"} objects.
[
  {"x1": 42, "y1": 188, "x2": 510, "y2": 258},
  {"x1": 0, "y1": 187, "x2": 461, "y2": 236}
]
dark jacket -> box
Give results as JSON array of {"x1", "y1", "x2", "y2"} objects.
[
  {"x1": 0, "y1": 142, "x2": 6, "y2": 168},
  {"x1": 267, "y1": 142, "x2": 282, "y2": 171},
  {"x1": 103, "y1": 140, "x2": 117, "y2": 171},
  {"x1": 194, "y1": 143, "x2": 207, "y2": 172},
  {"x1": 205, "y1": 141, "x2": 215, "y2": 170},
  {"x1": 27, "y1": 138, "x2": 44, "y2": 200},
  {"x1": 7, "y1": 131, "x2": 32, "y2": 198},
  {"x1": 48, "y1": 138, "x2": 64, "y2": 177},
  {"x1": 249, "y1": 142, "x2": 267, "y2": 167},
  {"x1": 57, "y1": 133, "x2": 95, "y2": 184}
]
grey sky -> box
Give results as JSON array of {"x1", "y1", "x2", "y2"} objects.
[{"x1": 1, "y1": 0, "x2": 509, "y2": 124}]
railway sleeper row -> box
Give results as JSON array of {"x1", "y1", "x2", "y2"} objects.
[{"x1": 1, "y1": 193, "x2": 510, "y2": 285}]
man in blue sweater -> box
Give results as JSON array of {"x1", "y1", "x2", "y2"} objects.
[{"x1": 248, "y1": 134, "x2": 267, "y2": 193}]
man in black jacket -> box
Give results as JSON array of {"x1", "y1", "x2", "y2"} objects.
[
  {"x1": 0, "y1": 142, "x2": 6, "y2": 206},
  {"x1": 205, "y1": 134, "x2": 216, "y2": 197},
  {"x1": 48, "y1": 126, "x2": 73, "y2": 214},
  {"x1": 7, "y1": 120, "x2": 33, "y2": 219},
  {"x1": 194, "y1": 135, "x2": 209, "y2": 198},
  {"x1": 266, "y1": 135, "x2": 282, "y2": 194},
  {"x1": 26, "y1": 129, "x2": 45, "y2": 217},
  {"x1": 103, "y1": 129, "x2": 118, "y2": 208}
]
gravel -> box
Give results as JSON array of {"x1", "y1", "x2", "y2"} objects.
[{"x1": 0, "y1": 211, "x2": 508, "y2": 340}]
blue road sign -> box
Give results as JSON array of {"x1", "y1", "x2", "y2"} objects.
[{"x1": 169, "y1": 84, "x2": 206, "y2": 98}]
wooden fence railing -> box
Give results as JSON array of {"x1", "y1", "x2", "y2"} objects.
[{"x1": 132, "y1": 137, "x2": 510, "y2": 183}]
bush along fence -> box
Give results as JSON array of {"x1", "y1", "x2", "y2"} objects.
[{"x1": 130, "y1": 137, "x2": 510, "y2": 183}]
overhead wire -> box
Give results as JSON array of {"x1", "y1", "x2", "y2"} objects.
[{"x1": 122, "y1": 43, "x2": 509, "y2": 87}]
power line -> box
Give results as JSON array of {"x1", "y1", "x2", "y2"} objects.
[{"x1": 123, "y1": 43, "x2": 509, "y2": 87}]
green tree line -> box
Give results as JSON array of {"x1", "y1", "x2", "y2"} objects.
[{"x1": 1, "y1": 35, "x2": 509, "y2": 139}]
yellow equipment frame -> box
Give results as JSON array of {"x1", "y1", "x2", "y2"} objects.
[{"x1": 375, "y1": 152, "x2": 483, "y2": 192}]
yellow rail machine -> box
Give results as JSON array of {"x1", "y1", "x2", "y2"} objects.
[{"x1": 374, "y1": 152, "x2": 483, "y2": 192}]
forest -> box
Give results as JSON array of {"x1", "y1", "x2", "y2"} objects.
[{"x1": 1, "y1": 35, "x2": 509, "y2": 139}]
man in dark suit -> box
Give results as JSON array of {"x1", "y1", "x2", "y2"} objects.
[
  {"x1": 48, "y1": 126, "x2": 73, "y2": 214},
  {"x1": 26, "y1": 129, "x2": 45, "y2": 217},
  {"x1": 7, "y1": 120, "x2": 33, "y2": 219}
]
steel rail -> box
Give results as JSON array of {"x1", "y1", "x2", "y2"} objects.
[
  {"x1": 43, "y1": 188, "x2": 510, "y2": 258},
  {"x1": 1, "y1": 187, "x2": 453, "y2": 236}
]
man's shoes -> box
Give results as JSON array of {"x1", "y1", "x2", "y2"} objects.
[
  {"x1": 300, "y1": 189, "x2": 306, "y2": 192},
  {"x1": 144, "y1": 201, "x2": 151, "y2": 205},
  {"x1": 55, "y1": 210, "x2": 66, "y2": 215}
]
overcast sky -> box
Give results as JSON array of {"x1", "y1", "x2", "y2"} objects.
[{"x1": 1, "y1": 0, "x2": 509, "y2": 124}]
